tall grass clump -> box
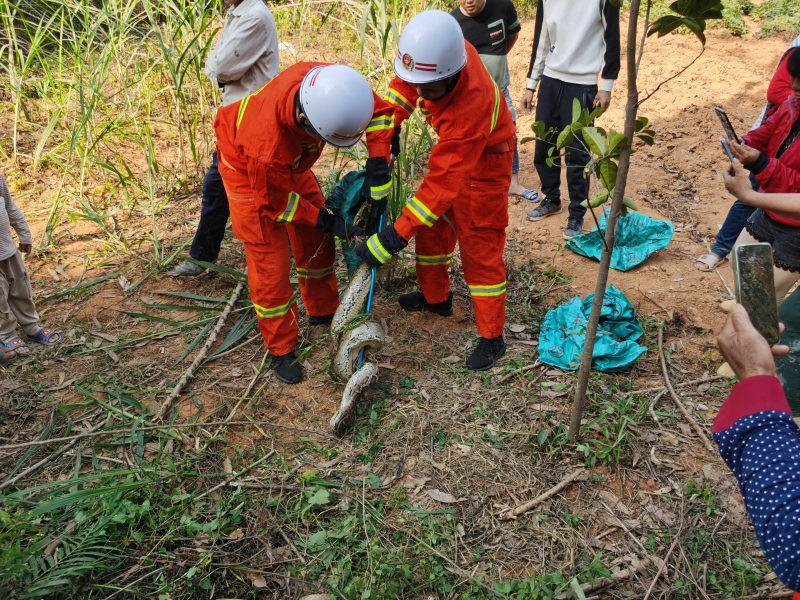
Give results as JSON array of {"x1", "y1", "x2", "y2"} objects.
[{"x1": 0, "y1": 0, "x2": 221, "y2": 249}]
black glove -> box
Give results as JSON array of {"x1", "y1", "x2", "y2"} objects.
[
  {"x1": 362, "y1": 157, "x2": 392, "y2": 202},
  {"x1": 355, "y1": 225, "x2": 408, "y2": 269},
  {"x1": 391, "y1": 126, "x2": 401, "y2": 158},
  {"x1": 316, "y1": 210, "x2": 364, "y2": 242}
]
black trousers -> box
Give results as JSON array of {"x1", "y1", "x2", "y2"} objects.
[
  {"x1": 189, "y1": 152, "x2": 230, "y2": 263},
  {"x1": 534, "y1": 75, "x2": 598, "y2": 219}
]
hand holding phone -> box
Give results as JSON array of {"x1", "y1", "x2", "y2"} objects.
[
  {"x1": 734, "y1": 243, "x2": 781, "y2": 345},
  {"x1": 721, "y1": 136, "x2": 735, "y2": 162}
]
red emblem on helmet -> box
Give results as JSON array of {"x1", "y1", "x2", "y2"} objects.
[{"x1": 401, "y1": 53, "x2": 414, "y2": 71}]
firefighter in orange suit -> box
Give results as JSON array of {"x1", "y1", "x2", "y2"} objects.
[
  {"x1": 355, "y1": 10, "x2": 515, "y2": 371},
  {"x1": 215, "y1": 63, "x2": 395, "y2": 383}
]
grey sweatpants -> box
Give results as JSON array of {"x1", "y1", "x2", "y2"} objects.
[{"x1": 0, "y1": 251, "x2": 41, "y2": 343}]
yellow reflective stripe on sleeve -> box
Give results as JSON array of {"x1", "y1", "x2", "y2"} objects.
[
  {"x1": 253, "y1": 295, "x2": 296, "y2": 319},
  {"x1": 406, "y1": 196, "x2": 438, "y2": 227},
  {"x1": 370, "y1": 181, "x2": 392, "y2": 199},
  {"x1": 236, "y1": 96, "x2": 251, "y2": 129},
  {"x1": 367, "y1": 235, "x2": 392, "y2": 264},
  {"x1": 490, "y1": 83, "x2": 501, "y2": 134},
  {"x1": 415, "y1": 253, "x2": 452, "y2": 266},
  {"x1": 276, "y1": 192, "x2": 300, "y2": 223},
  {"x1": 468, "y1": 282, "x2": 507, "y2": 297},
  {"x1": 384, "y1": 88, "x2": 414, "y2": 114},
  {"x1": 366, "y1": 115, "x2": 394, "y2": 132},
  {"x1": 296, "y1": 266, "x2": 334, "y2": 279}
]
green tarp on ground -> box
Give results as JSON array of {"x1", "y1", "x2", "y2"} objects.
[
  {"x1": 537, "y1": 285, "x2": 647, "y2": 372},
  {"x1": 565, "y1": 211, "x2": 674, "y2": 271}
]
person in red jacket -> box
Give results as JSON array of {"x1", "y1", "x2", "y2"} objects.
[
  {"x1": 730, "y1": 48, "x2": 800, "y2": 303},
  {"x1": 696, "y1": 41, "x2": 800, "y2": 272},
  {"x1": 215, "y1": 63, "x2": 394, "y2": 383},
  {"x1": 355, "y1": 10, "x2": 516, "y2": 371}
]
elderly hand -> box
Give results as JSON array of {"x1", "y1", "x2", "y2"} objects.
[
  {"x1": 729, "y1": 138, "x2": 760, "y2": 167},
  {"x1": 18, "y1": 243, "x2": 31, "y2": 255},
  {"x1": 722, "y1": 160, "x2": 754, "y2": 201},
  {"x1": 593, "y1": 90, "x2": 611, "y2": 110},
  {"x1": 717, "y1": 304, "x2": 789, "y2": 380}
]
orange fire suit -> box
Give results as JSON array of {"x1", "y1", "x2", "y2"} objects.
[
  {"x1": 385, "y1": 42, "x2": 515, "y2": 339},
  {"x1": 214, "y1": 62, "x2": 394, "y2": 355}
]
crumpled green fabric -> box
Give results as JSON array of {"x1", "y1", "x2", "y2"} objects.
[
  {"x1": 324, "y1": 170, "x2": 387, "y2": 277},
  {"x1": 537, "y1": 285, "x2": 647, "y2": 372},
  {"x1": 565, "y1": 210, "x2": 674, "y2": 271}
]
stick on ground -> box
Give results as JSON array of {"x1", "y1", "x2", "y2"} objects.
[
  {"x1": 0, "y1": 420, "x2": 106, "y2": 490},
  {"x1": 157, "y1": 279, "x2": 245, "y2": 420},
  {"x1": 658, "y1": 328, "x2": 715, "y2": 452},
  {"x1": 642, "y1": 539, "x2": 678, "y2": 600},
  {"x1": 501, "y1": 469, "x2": 585, "y2": 519}
]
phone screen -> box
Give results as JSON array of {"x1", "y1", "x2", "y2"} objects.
[
  {"x1": 715, "y1": 108, "x2": 741, "y2": 143},
  {"x1": 734, "y1": 243, "x2": 781, "y2": 344}
]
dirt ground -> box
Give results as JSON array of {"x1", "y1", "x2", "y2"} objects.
[{"x1": 2, "y1": 10, "x2": 799, "y2": 599}]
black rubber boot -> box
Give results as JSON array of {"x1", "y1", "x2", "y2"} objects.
[
  {"x1": 465, "y1": 335, "x2": 506, "y2": 371},
  {"x1": 398, "y1": 291, "x2": 453, "y2": 316},
  {"x1": 271, "y1": 351, "x2": 303, "y2": 384},
  {"x1": 308, "y1": 313, "x2": 335, "y2": 326}
]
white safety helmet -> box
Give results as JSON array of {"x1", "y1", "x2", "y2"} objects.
[
  {"x1": 299, "y1": 65, "x2": 375, "y2": 147},
  {"x1": 394, "y1": 10, "x2": 467, "y2": 85}
]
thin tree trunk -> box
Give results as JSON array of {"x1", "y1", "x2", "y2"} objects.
[{"x1": 569, "y1": 2, "x2": 641, "y2": 442}]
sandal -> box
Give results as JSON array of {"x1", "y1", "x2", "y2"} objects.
[
  {"x1": 515, "y1": 189, "x2": 541, "y2": 203},
  {"x1": 0, "y1": 348, "x2": 17, "y2": 366},
  {"x1": 695, "y1": 253, "x2": 725, "y2": 271},
  {"x1": 3, "y1": 336, "x2": 30, "y2": 357},
  {"x1": 26, "y1": 327, "x2": 62, "y2": 346}
]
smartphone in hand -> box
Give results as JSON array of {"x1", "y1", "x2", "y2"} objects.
[
  {"x1": 715, "y1": 107, "x2": 741, "y2": 143},
  {"x1": 721, "y1": 136, "x2": 735, "y2": 162},
  {"x1": 734, "y1": 243, "x2": 781, "y2": 345}
]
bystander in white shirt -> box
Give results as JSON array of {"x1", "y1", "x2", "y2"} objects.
[{"x1": 204, "y1": 0, "x2": 279, "y2": 107}]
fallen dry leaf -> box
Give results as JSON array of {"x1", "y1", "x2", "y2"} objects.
[
  {"x1": 247, "y1": 572, "x2": 267, "y2": 588},
  {"x1": 509, "y1": 324, "x2": 527, "y2": 333},
  {"x1": 644, "y1": 503, "x2": 676, "y2": 526},
  {"x1": 441, "y1": 355, "x2": 461, "y2": 364},
  {"x1": 599, "y1": 491, "x2": 632, "y2": 516},
  {"x1": 227, "y1": 528, "x2": 245, "y2": 539},
  {"x1": 300, "y1": 595, "x2": 333, "y2": 600},
  {"x1": 426, "y1": 489, "x2": 465, "y2": 503},
  {"x1": 223, "y1": 457, "x2": 233, "y2": 475}
]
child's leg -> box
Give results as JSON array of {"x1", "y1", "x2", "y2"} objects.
[
  {"x1": 3, "y1": 252, "x2": 41, "y2": 338},
  {"x1": 0, "y1": 257, "x2": 21, "y2": 343}
]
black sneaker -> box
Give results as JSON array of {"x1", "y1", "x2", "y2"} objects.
[
  {"x1": 398, "y1": 291, "x2": 453, "y2": 316},
  {"x1": 465, "y1": 335, "x2": 506, "y2": 371},
  {"x1": 563, "y1": 216, "x2": 584, "y2": 240},
  {"x1": 526, "y1": 198, "x2": 562, "y2": 221},
  {"x1": 308, "y1": 313, "x2": 334, "y2": 326},
  {"x1": 271, "y1": 351, "x2": 303, "y2": 384}
]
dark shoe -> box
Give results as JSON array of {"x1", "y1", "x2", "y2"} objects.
[
  {"x1": 173, "y1": 260, "x2": 206, "y2": 277},
  {"x1": 398, "y1": 291, "x2": 453, "y2": 316},
  {"x1": 563, "y1": 217, "x2": 584, "y2": 240},
  {"x1": 527, "y1": 198, "x2": 562, "y2": 221},
  {"x1": 308, "y1": 313, "x2": 334, "y2": 326},
  {"x1": 465, "y1": 335, "x2": 506, "y2": 371},
  {"x1": 271, "y1": 351, "x2": 303, "y2": 384}
]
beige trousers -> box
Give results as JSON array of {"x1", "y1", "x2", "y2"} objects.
[
  {"x1": 733, "y1": 230, "x2": 800, "y2": 304},
  {"x1": 0, "y1": 251, "x2": 41, "y2": 343}
]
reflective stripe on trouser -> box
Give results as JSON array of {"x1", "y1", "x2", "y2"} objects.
[
  {"x1": 219, "y1": 163, "x2": 339, "y2": 355},
  {"x1": 413, "y1": 149, "x2": 512, "y2": 339}
]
